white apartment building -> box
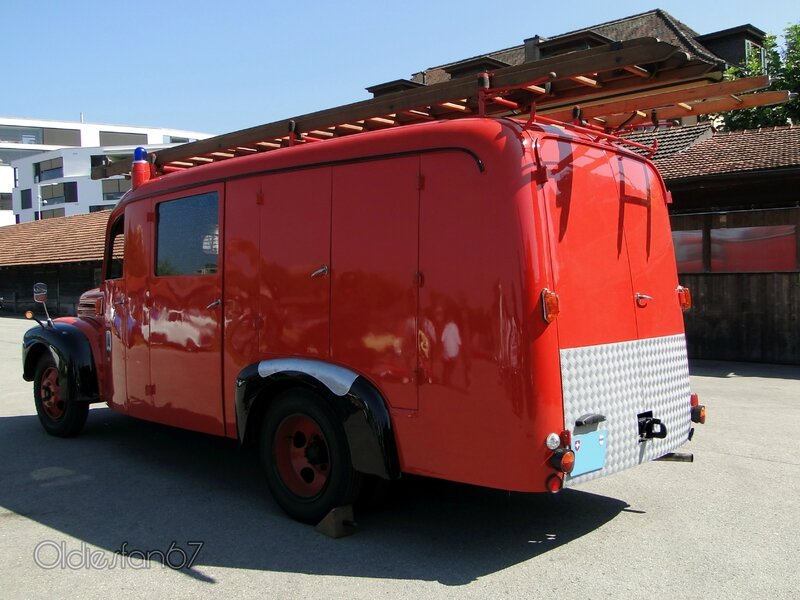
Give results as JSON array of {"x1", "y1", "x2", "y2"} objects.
[
  {"x1": 12, "y1": 145, "x2": 182, "y2": 222},
  {"x1": 0, "y1": 117, "x2": 212, "y2": 225}
]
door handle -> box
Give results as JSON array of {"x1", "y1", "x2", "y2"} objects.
[
  {"x1": 113, "y1": 299, "x2": 124, "y2": 306},
  {"x1": 206, "y1": 299, "x2": 222, "y2": 309},
  {"x1": 635, "y1": 293, "x2": 654, "y2": 307},
  {"x1": 311, "y1": 265, "x2": 329, "y2": 279}
]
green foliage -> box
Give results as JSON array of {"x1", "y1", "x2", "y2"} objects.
[{"x1": 717, "y1": 23, "x2": 800, "y2": 131}]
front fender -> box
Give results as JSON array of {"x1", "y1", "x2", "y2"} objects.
[
  {"x1": 22, "y1": 322, "x2": 99, "y2": 403},
  {"x1": 236, "y1": 358, "x2": 400, "y2": 480}
]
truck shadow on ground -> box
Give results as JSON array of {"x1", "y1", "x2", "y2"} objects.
[{"x1": 0, "y1": 408, "x2": 628, "y2": 586}]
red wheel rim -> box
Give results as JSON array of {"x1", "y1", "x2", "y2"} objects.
[
  {"x1": 40, "y1": 367, "x2": 64, "y2": 420},
  {"x1": 274, "y1": 414, "x2": 330, "y2": 498}
]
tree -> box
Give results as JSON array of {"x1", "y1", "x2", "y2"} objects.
[{"x1": 716, "y1": 23, "x2": 800, "y2": 131}]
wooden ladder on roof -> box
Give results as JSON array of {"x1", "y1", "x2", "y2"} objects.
[{"x1": 91, "y1": 37, "x2": 789, "y2": 180}]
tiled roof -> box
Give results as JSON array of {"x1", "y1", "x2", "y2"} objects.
[
  {"x1": 654, "y1": 125, "x2": 800, "y2": 180},
  {"x1": 621, "y1": 122, "x2": 714, "y2": 160},
  {"x1": 0, "y1": 211, "x2": 109, "y2": 267},
  {"x1": 413, "y1": 9, "x2": 720, "y2": 85}
]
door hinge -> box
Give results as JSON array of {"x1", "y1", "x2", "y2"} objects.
[
  {"x1": 145, "y1": 384, "x2": 156, "y2": 396},
  {"x1": 418, "y1": 174, "x2": 426, "y2": 191},
  {"x1": 415, "y1": 271, "x2": 425, "y2": 287}
]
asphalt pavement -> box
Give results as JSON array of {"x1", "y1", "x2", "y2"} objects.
[{"x1": 0, "y1": 315, "x2": 798, "y2": 598}]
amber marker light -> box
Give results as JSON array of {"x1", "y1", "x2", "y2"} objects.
[
  {"x1": 677, "y1": 285, "x2": 692, "y2": 312},
  {"x1": 25, "y1": 311, "x2": 33, "y2": 319},
  {"x1": 550, "y1": 448, "x2": 575, "y2": 473},
  {"x1": 690, "y1": 393, "x2": 706, "y2": 424},
  {"x1": 541, "y1": 288, "x2": 560, "y2": 323}
]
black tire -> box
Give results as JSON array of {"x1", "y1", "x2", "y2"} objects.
[
  {"x1": 33, "y1": 353, "x2": 89, "y2": 438},
  {"x1": 261, "y1": 388, "x2": 362, "y2": 523}
]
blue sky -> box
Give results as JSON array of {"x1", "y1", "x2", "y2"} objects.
[{"x1": 3, "y1": 1, "x2": 797, "y2": 135}]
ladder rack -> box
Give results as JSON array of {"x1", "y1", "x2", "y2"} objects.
[{"x1": 91, "y1": 37, "x2": 788, "y2": 180}]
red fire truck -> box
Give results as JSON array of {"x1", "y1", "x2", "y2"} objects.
[{"x1": 21, "y1": 41, "x2": 711, "y2": 523}]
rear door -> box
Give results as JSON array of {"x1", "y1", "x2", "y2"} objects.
[
  {"x1": 609, "y1": 154, "x2": 684, "y2": 338},
  {"x1": 539, "y1": 137, "x2": 638, "y2": 348}
]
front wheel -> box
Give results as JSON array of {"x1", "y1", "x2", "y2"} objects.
[
  {"x1": 261, "y1": 389, "x2": 361, "y2": 523},
  {"x1": 33, "y1": 354, "x2": 88, "y2": 437}
]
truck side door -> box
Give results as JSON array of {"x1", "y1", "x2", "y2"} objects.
[{"x1": 129, "y1": 185, "x2": 225, "y2": 435}]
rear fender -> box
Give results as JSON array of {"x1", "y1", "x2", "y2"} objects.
[{"x1": 236, "y1": 358, "x2": 400, "y2": 480}]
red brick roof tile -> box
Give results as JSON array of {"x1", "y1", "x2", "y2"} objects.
[
  {"x1": 654, "y1": 125, "x2": 800, "y2": 180},
  {"x1": 0, "y1": 211, "x2": 109, "y2": 267}
]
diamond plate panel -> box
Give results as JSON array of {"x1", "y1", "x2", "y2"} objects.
[{"x1": 561, "y1": 334, "x2": 691, "y2": 487}]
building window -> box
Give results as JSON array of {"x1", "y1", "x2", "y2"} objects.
[
  {"x1": 89, "y1": 205, "x2": 112, "y2": 212},
  {"x1": 164, "y1": 135, "x2": 193, "y2": 144},
  {"x1": 40, "y1": 208, "x2": 66, "y2": 219},
  {"x1": 99, "y1": 131, "x2": 147, "y2": 146},
  {"x1": 21, "y1": 189, "x2": 32, "y2": 210},
  {"x1": 711, "y1": 226, "x2": 797, "y2": 272},
  {"x1": 156, "y1": 192, "x2": 219, "y2": 276},
  {"x1": 40, "y1": 181, "x2": 78, "y2": 206},
  {"x1": 0, "y1": 148, "x2": 40, "y2": 166},
  {"x1": 0, "y1": 193, "x2": 11, "y2": 211},
  {"x1": 101, "y1": 178, "x2": 132, "y2": 201},
  {"x1": 672, "y1": 230, "x2": 704, "y2": 273},
  {"x1": 34, "y1": 157, "x2": 64, "y2": 182},
  {"x1": 745, "y1": 39, "x2": 767, "y2": 72},
  {"x1": 42, "y1": 128, "x2": 80, "y2": 146},
  {"x1": 0, "y1": 125, "x2": 42, "y2": 144},
  {"x1": 0, "y1": 125, "x2": 79, "y2": 146}
]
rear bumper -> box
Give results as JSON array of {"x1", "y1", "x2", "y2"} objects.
[{"x1": 560, "y1": 334, "x2": 691, "y2": 487}]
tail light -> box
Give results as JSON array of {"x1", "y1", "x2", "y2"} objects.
[
  {"x1": 677, "y1": 286, "x2": 692, "y2": 312},
  {"x1": 550, "y1": 448, "x2": 575, "y2": 473},
  {"x1": 541, "y1": 288, "x2": 560, "y2": 323},
  {"x1": 546, "y1": 474, "x2": 563, "y2": 493},
  {"x1": 691, "y1": 405, "x2": 706, "y2": 424},
  {"x1": 690, "y1": 393, "x2": 706, "y2": 424}
]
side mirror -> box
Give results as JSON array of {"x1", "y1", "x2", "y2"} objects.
[{"x1": 33, "y1": 282, "x2": 48, "y2": 304}]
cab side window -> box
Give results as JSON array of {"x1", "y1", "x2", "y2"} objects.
[
  {"x1": 105, "y1": 216, "x2": 125, "y2": 280},
  {"x1": 155, "y1": 192, "x2": 219, "y2": 276}
]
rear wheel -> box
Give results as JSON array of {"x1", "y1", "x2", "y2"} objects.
[
  {"x1": 261, "y1": 389, "x2": 361, "y2": 523},
  {"x1": 33, "y1": 354, "x2": 88, "y2": 437}
]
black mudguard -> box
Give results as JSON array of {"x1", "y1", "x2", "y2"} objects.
[
  {"x1": 236, "y1": 359, "x2": 400, "y2": 480},
  {"x1": 22, "y1": 322, "x2": 99, "y2": 404}
]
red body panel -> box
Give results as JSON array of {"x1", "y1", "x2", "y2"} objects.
[
  {"x1": 84, "y1": 118, "x2": 686, "y2": 493},
  {"x1": 330, "y1": 157, "x2": 420, "y2": 412}
]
